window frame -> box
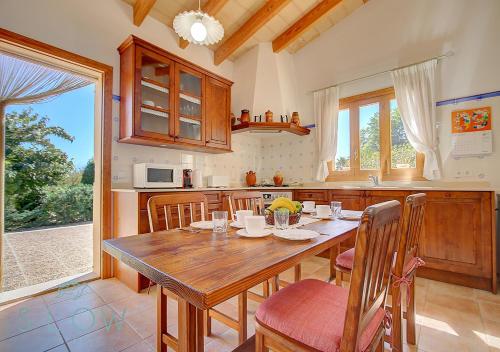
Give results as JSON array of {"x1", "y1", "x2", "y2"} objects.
[{"x1": 327, "y1": 87, "x2": 424, "y2": 181}]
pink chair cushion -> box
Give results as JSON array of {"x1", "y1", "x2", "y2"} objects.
[
  {"x1": 255, "y1": 279, "x2": 385, "y2": 352},
  {"x1": 336, "y1": 249, "x2": 419, "y2": 277},
  {"x1": 336, "y1": 248, "x2": 355, "y2": 270}
]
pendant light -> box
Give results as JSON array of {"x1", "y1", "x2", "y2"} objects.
[{"x1": 173, "y1": 0, "x2": 224, "y2": 46}]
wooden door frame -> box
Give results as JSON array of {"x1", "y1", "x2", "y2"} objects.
[{"x1": 0, "y1": 27, "x2": 114, "y2": 279}]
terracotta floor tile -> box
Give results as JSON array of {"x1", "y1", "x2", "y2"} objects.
[
  {"x1": 66, "y1": 321, "x2": 141, "y2": 352},
  {"x1": 0, "y1": 323, "x2": 63, "y2": 352},
  {"x1": 427, "y1": 280, "x2": 475, "y2": 299},
  {"x1": 88, "y1": 278, "x2": 136, "y2": 304},
  {"x1": 0, "y1": 296, "x2": 53, "y2": 341},
  {"x1": 56, "y1": 304, "x2": 123, "y2": 342},
  {"x1": 48, "y1": 291, "x2": 105, "y2": 321},
  {"x1": 418, "y1": 325, "x2": 489, "y2": 352},
  {"x1": 479, "y1": 301, "x2": 500, "y2": 323},
  {"x1": 47, "y1": 344, "x2": 70, "y2": 352},
  {"x1": 122, "y1": 340, "x2": 154, "y2": 352},
  {"x1": 474, "y1": 289, "x2": 500, "y2": 305}
]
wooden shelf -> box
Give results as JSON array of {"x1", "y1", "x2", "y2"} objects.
[
  {"x1": 141, "y1": 104, "x2": 169, "y2": 114},
  {"x1": 141, "y1": 77, "x2": 169, "y2": 92},
  {"x1": 231, "y1": 122, "x2": 311, "y2": 136}
]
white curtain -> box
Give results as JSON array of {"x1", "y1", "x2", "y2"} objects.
[
  {"x1": 391, "y1": 59, "x2": 441, "y2": 180},
  {"x1": 314, "y1": 86, "x2": 339, "y2": 181},
  {"x1": 0, "y1": 52, "x2": 92, "y2": 279}
]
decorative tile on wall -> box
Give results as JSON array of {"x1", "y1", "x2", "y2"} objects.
[{"x1": 259, "y1": 133, "x2": 317, "y2": 184}]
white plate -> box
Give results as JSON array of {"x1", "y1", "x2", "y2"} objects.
[
  {"x1": 339, "y1": 211, "x2": 362, "y2": 221},
  {"x1": 190, "y1": 221, "x2": 214, "y2": 230},
  {"x1": 274, "y1": 229, "x2": 320, "y2": 241},
  {"x1": 230, "y1": 221, "x2": 245, "y2": 229},
  {"x1": 302, "y1": 209, "x2": 316, "y2": 214},
  {"x1": 312, "y1": 215, "x2": 333, "y2": 220},
  {"x1": 236, "y1": 229, "x2": 272, "y2": 238}
]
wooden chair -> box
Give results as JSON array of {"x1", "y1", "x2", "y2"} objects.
[
  {"x1": 335, "y1": 193, "x2": 427, "y2": 351},
  {"x1": 226, "y1": 191, "x2": 290, "y2": 300},
  {"x1": 147, "y1": 193, "x2": 249, "y2": 349},
  {"x1": 255, "y1": 200, "x2": 402, "y2": 352}
]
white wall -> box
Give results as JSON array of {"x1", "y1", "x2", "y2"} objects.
[
  {"x1": 0, "y1": 0, "x2": 259, "y2": 186},
  {"x1": 261, "y1": 0, "x2": 500, "y2": 187}
]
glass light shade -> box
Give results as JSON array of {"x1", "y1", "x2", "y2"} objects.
[
  {"x1": 173, "y1": 10, "x2": 224, "y2": 46},
  {"x1": 190, "y1": 20, "x2": 207, "y2": 42}
]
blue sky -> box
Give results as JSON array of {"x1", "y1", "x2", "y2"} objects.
[
  {"x1": 6, "y1": 84, "x2": 95, "y2": 169},
  {"x1": 336, "y1": 103, "x2": 380, "y2": 161}
]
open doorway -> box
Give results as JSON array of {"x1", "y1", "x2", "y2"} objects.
[{"x1": 0, "y1": 30, "x2": 112, "y2": 303}]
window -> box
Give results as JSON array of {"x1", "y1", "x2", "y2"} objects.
[{"x1": 328, "y1": 87, "x2": 423, "y2": 181}]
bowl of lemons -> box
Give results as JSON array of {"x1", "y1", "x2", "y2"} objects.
[{"x1": 264, "y1": 197, "x2": 302, "y2": 225}]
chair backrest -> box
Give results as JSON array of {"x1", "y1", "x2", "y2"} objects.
[
  {"x1": 227, "y1": 191, "x2": 265, "y2": 220},
  {"x1": 341, "y1": 200, "x2": 402, "y2": 352},
  {"x1": 147, "y1": 193, "x2": 209, "y2": 232},
  {"x1": 393, "y1": 193, "x2": 427, "y2": 277}
]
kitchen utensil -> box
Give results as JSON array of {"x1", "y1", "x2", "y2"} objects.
[
  {"x1": 246, "y1": 171, "x2": 257, "y2": 186},
  {"x1": 265, "y1": 110, "x2": 273, "y2": 122},
  {"x1": 273, "y1": 171, "x2": 284, "y2": 186},
  {"x1": 291, "y1": 112, "x2": 300, "y2": 125},
  {"x1": 212, "y1": 211, "x2": 228, "y2": 233},
  {"x1": 192, "y1": 169, "x2": 203, "y2": 188},
  {"x1": 274, "y1": 208, "x2": 289, "y2": 230},
  {"x1": 330, "y1": 201, "x2": 342, "y2": 219},
  {"x1": 302, "y1": 201, "x2": 315, "y2": 212},
  {"x1": 182, "y1": 169, "x2": 193, "y2": 188},
  {"x1": 236, "y1": 228, "x2": 272, "y2": 238},
  {"x1": 273, "y1": 229, "x2": 319, "y2": 241},
  {"x1": 190, "y1": 221, "x2": 213, "y2": 230},
  {"x1": 316, "y1": 205, "x2": 332, "y2": 218},
  {"x1": 244, "y1": 215, "x2": 266, "y2": 235},
  {"x1": 207, "y1": 175, "x2": 229, "y2": 188},
  {"x1": 240, "y1": 109, "x2": 250, "y2": 123}
]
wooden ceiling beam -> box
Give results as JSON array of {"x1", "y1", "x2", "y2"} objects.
[
  {"x1": 214, "y1": 0, "x2": 291, "y2": 65},
  {"x1": 272, "y1": 0, "x2": 343, "y2": 53},
  {"x1": 133, "y1": 0, "x2": 157, "y2": 26},
  {"x1": 179, "y1": 0, "x2": 230, "y2": 49}
]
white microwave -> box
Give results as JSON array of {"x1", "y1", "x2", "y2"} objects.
[{"x1": 133, "y1": 163, "x2": 183, "y2": 188}]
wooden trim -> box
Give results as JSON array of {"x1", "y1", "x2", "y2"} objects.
[
  {"x1": 118, "y1": 35, "x2": 233, "y2": 86},
  {"x1": 133, "y1": 0, "x2": 157, "y2": 26},
  {"x1": 0, "y1": 27, "x2": 113, "y2": 278},
  {"x1": 339, "y1": 87, "x2": 394, "y2": 107},
  {"x1": 272, "y1": 0, "x2": 342, "y2": 53},
  {"x1": 213, "y1": 0, "x2": 291, "y2": 65},
  {"x1": 179, "y1": 0, "x2": 229, "y2": 49},
  {"x1": 231, "y1": 122, "x2": 310, "y2": 135}
]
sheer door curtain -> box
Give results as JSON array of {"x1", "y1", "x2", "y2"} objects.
[
  {"x1": 0, "y1": 52, "x2": 92, "y2": 280},
  {"x1": 391, "y1": 59, "x2": 441, "y2": 180}
]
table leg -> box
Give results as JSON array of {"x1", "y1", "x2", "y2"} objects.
[
  {"x1": 178, "y1": 297, "x2": 204, "y2": 352},
  {"x1": 157, "y1": 286, "x2": 167, "y2": 352},
  {"x1": 329, "y1": 244, "x2": 340, "y2": 282}
]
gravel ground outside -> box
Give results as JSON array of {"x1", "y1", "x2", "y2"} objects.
[{"x1": 1, "y1": 223, "x2": 93, "y2": 292}]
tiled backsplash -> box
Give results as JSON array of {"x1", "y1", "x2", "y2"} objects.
[{"x1": 259, "y1": 133, "x2": 317, "y2": 184}]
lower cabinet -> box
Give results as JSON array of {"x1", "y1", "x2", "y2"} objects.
[{"x1": 112, "y1": 188, "x2": 496, "y2": 292}]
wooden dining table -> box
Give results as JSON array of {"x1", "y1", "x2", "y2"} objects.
[{"x1": 103, "y1": 215, "x2": 361, "y2": 352}]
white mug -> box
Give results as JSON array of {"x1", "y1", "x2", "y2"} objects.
[
  {"x1": 235, "y1": 210, "x2": 253, "y2": 224},
  {"x1": 244, "y1": 216, "x2": 266, "y2": 235},
  {"x1": 316, "y1": 205, "x2": 332, "y2": 218},
  {"x1": 303, "y1": 201, "x2": 315, "y2": 211}
]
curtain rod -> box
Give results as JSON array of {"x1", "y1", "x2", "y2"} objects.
[{"x1": 311, "y1": 51, "x2": 454, "y2": 93}]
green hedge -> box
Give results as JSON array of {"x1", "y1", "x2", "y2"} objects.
[{"x1": 5, "y1": 184, "x2": 93, "y2": 231}]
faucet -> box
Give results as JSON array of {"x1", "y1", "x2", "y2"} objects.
[{"x1": 368, "y1": 175, "x2": 379, "y2": 186}]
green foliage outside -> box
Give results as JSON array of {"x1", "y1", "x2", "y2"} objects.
[
  {"x1": 335, "y1": 107, "x2": 416, "y2": 170},
  {"x1": 5, "y1": 109, "x2": 94, "y2": 231}
]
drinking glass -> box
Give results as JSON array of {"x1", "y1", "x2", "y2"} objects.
[
  {"x1": 274, "y1": 208, "x2": 290, "y2": 230},
  {"x1": 330, "y1": 201, "x2": 342, "y2": 219},
  {"x1": 212, "y1": 211, "x2": 228, "y2": 233}
]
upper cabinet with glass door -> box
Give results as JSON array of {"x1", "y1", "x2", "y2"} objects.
[{"x1": 118, "y1": 35, "x2": 233, "y2": 153}]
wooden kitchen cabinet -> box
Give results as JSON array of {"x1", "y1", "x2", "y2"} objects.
[
  {"x1": 417, "y1": 191, "x2": 495, "y2": 291},
  {"x1": 118, "y1": 35, "x2": 232, "y2": 153},
  {"x1": 294, "y1": 190, "x2": 329, "y2": 204},
  {"x1": 364, "y1": 190, "x2": 410, "y2": 212}
]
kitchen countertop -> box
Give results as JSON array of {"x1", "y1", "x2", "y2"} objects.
[{"x1": 112, "y1": 183, "x2": 497, "y2": 193}]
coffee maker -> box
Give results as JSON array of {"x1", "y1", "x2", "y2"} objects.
[{"x1": 182, "y1": 169, "x2": 193, "y2": 188}]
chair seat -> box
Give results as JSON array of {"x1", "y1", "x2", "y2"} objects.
[
  {"x1": 337, "y1": 249, "x2": 420, "y2": 277},
  {"x1": 336, "y1": 248, "x2": 355, "y2": 270},
  {"x1": 255, "y1": 279, "x2": 385, "y2": 352}
]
